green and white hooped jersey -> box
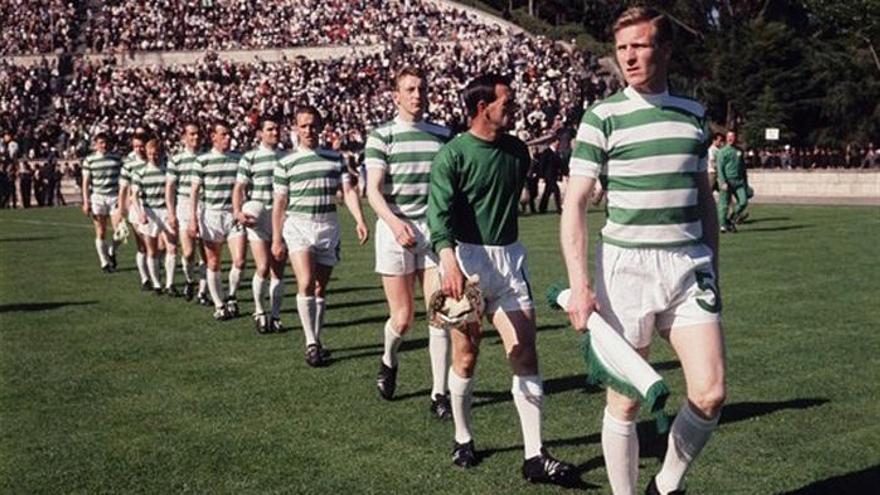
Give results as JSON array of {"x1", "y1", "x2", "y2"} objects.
[
  {"x1": 133, "y1": 162, "x2": 168, "y2": 209},
  {"x1": 364, "y1": 117, "x2": 451, "y2": 221},
  {"x1": 167, "y1": 149, "x2": 199, "y2": 201},
  {"x1": 570, "y1": 86, "x2": 710, "y2": 247},
  {"x1": 119, "y1": 152, "x2": 146, "y2": 188},
  {"x1": 83, "y1": 152, "x2": 121, "y2": 196},
  {"x1": 237, "y1": 145, "x2": 284, "y2": 209},
  {"x1": 274, "y1": 147, "x2": 348, "y2": 222},
  {"x1": 194, "y1": 149, "x2": 242, "y2": 212}
]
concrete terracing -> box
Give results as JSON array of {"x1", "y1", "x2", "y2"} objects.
[{"x1": 747, "y1": 170, "x2": 880, "y2": 206}]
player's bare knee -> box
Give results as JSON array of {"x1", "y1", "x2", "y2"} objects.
[
  {"x1": 453, "y1": 349, "x2": 478, "y2": 376},
  {"x1": 607, "y1": 393, "x2": 641, "y2": 421},
  {"x1": 390, "y1": 310, "x2": 412, "y2": 335},
  {"x1": 689, "y1": 384, "x2": 726, "y2": 418},
  {"x1": 506, "y1": 344, "x2": 538, "y2": 375}
]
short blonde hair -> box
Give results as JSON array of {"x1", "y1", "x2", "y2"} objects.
[{"x1": 612, "y1": 7, "x2": 673, "y2": 45}]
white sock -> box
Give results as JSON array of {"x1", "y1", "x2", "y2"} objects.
[
  {"x1": 164, "y1": 253, "x2": 176, "y2": 288},
  {"x1": 602, "y1": 407, "x2": 639, "y2": 495},
  {"x1": 206, "y1": 268, "x2": 225, "y2": 309},
  {"x1": 296, "y1": 295, "x2": 317, "y2": 347},
  {"x1": 429, "y1": 325, "x2": 449, "y2": 397},
  {"x1": 269, "y1": 277, "x2": 284, "y2": 318},
  {"x1": 512, "y1": 375, "x2": 544, "y2": 459},
  {"x1": 449, "y1": 369, "x2": 475, "y2": 444},
  {"x1": 109, "y1": 239, "x2": 119, "y2": 257},
  {"x1": 181, "y1": 257, "x2": 193, "y2": 283},
  {"x1": 228, "y1": 266, "x2": 242, "y2": 297},
  {"x1": 382, "y1": 318, "x2": 403, "y2": 368},
  {"x1": 314, "y1": 297, "x2": 325, "y2": 343},
  {"x1": 136, "y1": 251, "x2": 149, "y2": 283},
  {"x1": 95, "y1": 238, "x2": 109, "y2": 267},
  {"x1": 252, "y1": 274, "x2": 266, "y2": 314},
  {"x1": 655, "y1": 404, "x2": 719, "y2": 495},
  {"x1": 146, "y1": 255, "x2": 161, "y2": 289},
  {"x1": 198, "y1": 263, "x2": 207, "y2": 295}
]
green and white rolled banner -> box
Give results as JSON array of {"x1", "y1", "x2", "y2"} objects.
[{"x1": 548, "y1": 284, "x2": 671, "y2": 433}]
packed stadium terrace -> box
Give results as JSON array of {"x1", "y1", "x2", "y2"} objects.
[
  {"x1": 3, "y1": 31, "x2": 610, "y2": 160},
  {"x1": 0, "y1": 0, "x2": 80, "y2": 56},
  {"x1": 86, "y1": 0, "x2": 506, "y2": 52},
  {"x1": 1, "y1": 0, "x2": 506, "y2": 55}
]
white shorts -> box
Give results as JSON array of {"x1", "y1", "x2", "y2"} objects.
[
  {"x1": 454, "y1": 241, "x2": 533, "y2": 316},
  {"x1": 282, "y1": 216, "x2": 340, "y2": 267},
  {"x1": 200, "y1": 209, "x2": 245, "y2": 243},
  {"x1": 175, "y1": 197, "x2": 203, "y2": 234},
  {"x1": 138, "y1": 206, "x2": 171, "y2": 238},
  {"x1": 594, "y1": 242, "x2": 721, "y2": 349},
  {"x1": 127, "y1": 207, "x2": 140, "y2": 226},
  {"x1": 246, "y1": 209, "x2": 273, "y2": 242},
  {"x1": 374, "y1": 218, "x2": 437, "y2": 275},
  {"x1": 90, "y1": 193, "x2": 117, "y2": 216}
]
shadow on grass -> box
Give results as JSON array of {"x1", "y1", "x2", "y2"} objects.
[
  {"x1": 779, "y1": 465, "x2": 880, "y2": 495},
  {"x1": 328, "y1": 298, "x2": 387, "y2": 310},
  {"x1": 741, "y1": 216, "x2": 790, "y2": 224},
  {"x1": 480, "y1": 397, "x2": 831, "y2": 470},
  {"x1": 653, "y1": 360, "x2": 681, "y2": 371},
  {"x1": 737, "y1": 224, "x2": 812, "y2": 233},
  {"x1": 0, "y1": 236, "x2": 59, "y2": 243},
  {"x1": 326, "y1": 337, "x2": 429, "y2": 364},
  {"x1": 0, "y1": 301, "x2": 97, "y2": 313},
  {"x1": 472, "y1": 374, "x2": 603, "y2": 410}
]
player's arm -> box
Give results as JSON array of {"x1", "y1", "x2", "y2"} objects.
[
  {"x1": 132, "y1": 176, "x2": 147, "y2": 224},
  {"x1": 188, "y1": 171, "x2": 201, "y2": 237},
  {"x1": 364, "y1": 132, "x2": 415, "y2": 246},
  {"x1": 165, "y1": 162, "x2": 178, "y2": 230},
  {"x1": 560, "y1": 111, "x2": 606, "y2": 331},
  {"x1": 697, "y1": 168, "x2": 721, "y2": 288},
  {"x1": 233, "y1": 156, "x2": 254, "y2": 226},
  {"x1": 560, "y1": 175, "x2": 599, "y2": 332},
  {"x1": 81, "y1": 163, "x2": 91, "y2": 216},
  {"x1": 427, "y1": 148, "x2": 464, "y2": 300},
  {"x1": 271, "y1": 161, "x2": 289, "y2": 260},
  {"x1": 341, "y1": 173, "x2": 369, "y2": 244}
]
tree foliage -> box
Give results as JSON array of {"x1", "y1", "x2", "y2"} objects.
[{"x1": 514, "y1": 0, "x2": 879, "y2": 147}]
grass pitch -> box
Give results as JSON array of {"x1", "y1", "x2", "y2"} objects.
[{"x1": 1, "y1": 204, "x2": 878, "y2": 494}]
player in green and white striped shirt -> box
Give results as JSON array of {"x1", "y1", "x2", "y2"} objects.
[
  {"x1": 118, "y1": 130, "x2": 151, "y2": 289},
  {"x1": 560, "y1": 8, "x2": 725, "y2": 495},
  {"x1": 272, "y1": 106, "x2": 369, "y2": 367},
  {"x1": 189, "y1": 121, "x2": 247, "y2": 321},
  {"x1": 132, "y1": 134, "x2": 178, "y2": 296},
  {"x1": 80, "y1": 132, "x2": 123, "y2": 273},
  {"x1": 364, "y1": 66, "x2": 453, "y2": 419},
  {"x1": 233, "y1": 117, "x2": 287, "y2": 333},
  {"x1": 165, "y1": 122, "x2": 209, "y2": 303}
]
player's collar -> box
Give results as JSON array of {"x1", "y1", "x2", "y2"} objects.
[
  {"x1": 394, "y1": 114, "x2": 423, "y2": 127},
  {"x1": 625, "y1": 85, "x2": 669, "y2": 104}
]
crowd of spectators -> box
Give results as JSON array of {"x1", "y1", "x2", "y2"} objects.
[
  {"x1": 0, "y1": 0, "x2": 81, "y2": 55},
  {"x1": 85, "y1": 0, "x2": 507, "y2": 53},
  {"x1": 746, "y1": 145, "x2": 879, "y2": 169},
  {"x1": 18, "y1": 33, "x2": 610, "y2": 161}
]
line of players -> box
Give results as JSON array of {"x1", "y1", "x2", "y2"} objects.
[{"x1": 80, "y1": 18, "x2": 726, "y2": 490}]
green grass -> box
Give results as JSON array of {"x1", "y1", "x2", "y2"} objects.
[{"x1": 1, "y1": 204, "x2": 879, "y2": 494}]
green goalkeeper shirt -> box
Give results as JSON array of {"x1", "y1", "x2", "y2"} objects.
[{"x1": 427, "y1": 131, "x2": 529, "y2": 251}]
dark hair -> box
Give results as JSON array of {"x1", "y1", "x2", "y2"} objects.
[
  {"x1": 713, "y1": 132, "x2": 724, "y2": 141},
  {"x1": 295, "y1": 105, "x2": 323, "y2": 126},
  {"x1": 258, "y1": 115, "x2": 279, "y2": 129},
  {"x1": 394, "y1": 66, "x2": 425, "y2": 89},
  {"x1": 613, "y1": 7, "x2": 674, "y2": 45},
  {"x1": 462, "y1": 74, "x2": 511, "y2": 118},
  {"x1": 181, "y1": 121, "x2": 199, "y2": 133},
  {"x1": 94, "y1": 132, "x2": 111, "y2": 143},
  {"x1": 131, "y1": 132, "x2": 148, "y2": 143}
]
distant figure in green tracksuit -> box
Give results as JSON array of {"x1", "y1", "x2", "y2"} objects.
[{"x1": 716, "y1": 130, "x2": 749, "y2": 232}]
